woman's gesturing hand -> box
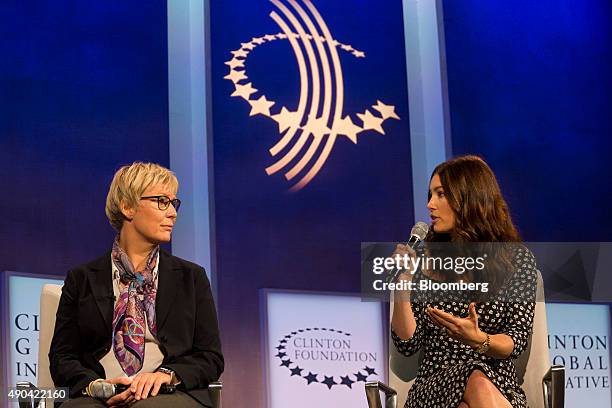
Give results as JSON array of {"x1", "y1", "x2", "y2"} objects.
[{"x1": 426, "y1": 302, "x2": 487, "y2": 348}]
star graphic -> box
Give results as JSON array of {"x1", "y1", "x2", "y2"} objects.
[
  {"x1": 276, "y1": 345, "x2": 285, "y2": 351},
  {"x1": 276, "y1": 352, "x2": 287, "y2": 358},
  {"x1": 290, "y1": 366, "x2": 303, "y2": 376},
  {"x1": 272, "y1": 107, "x2": 301, "y2": 133},
  {"x1": 291, "y1": 331, "x2": 297, "y2": 335},
  {"x1": 224, "y1": 69, "x2": 247, "y2": 83},
  {"x1": 302, "y1": 115, "x2": 330, "y2": 138},
  {"x1": 231, "y1": 49, "x2": 248, "y2": 58},
  {"x1": 334, "y1": 115, "x2": 362, "y2": 144},
  {"x1": 280, "y1": 359, "x2": 292, "y2": 368},
  {"x1": 280, "y1": 339, "x2": 287, "y2": 344},
  {"x1": 304, "y1": 372, "x2": 318, "y2": 384},
  {"x1": 357, "y1": 109, "x2": 385, "y2": 134},
  {"x1": 224, "y1": 19, "x2": 403, "y2": 192},
  {"x1": 364, "y1": 366, "x2": 377, "y2": 375},
  {"x1": 249, "y1": 95, "x2": 275, "y2": 117},
  {"x1": 322, "y1": 376, "x2": 337, "y2": 389},
  {"x1": 340, "y1": 375, "x2": 354, "y2": 388},
  {"x1": 354, "y1": 371, "x2": 367, "y2": 382},
  {"x1": 231, "y1": 82, "x2": 257, "y2": 100},
  {"x1": 373, "y1": 100, "x2": 400, "y2": 120},
  {"x1": 241, "y1": 42, "x2": 255, "y2": 50},
  {"x1": 284, "y1": 335, "x2": 291, "y2": 339},
  {"x1": 224, "y1": 59, "x2": 245, "y2": 69}
]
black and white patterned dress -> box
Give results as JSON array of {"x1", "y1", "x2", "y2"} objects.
[{"x1": 392, "y1": 246, "x2": 538, "y2": 408}]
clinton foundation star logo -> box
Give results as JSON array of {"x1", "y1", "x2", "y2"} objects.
[
  {"x1": 224, "y1": 0, "x2": 400, "y2": 191},
  {"x1": 273, "y1": 327, "x2": 378, "y2": 390}
]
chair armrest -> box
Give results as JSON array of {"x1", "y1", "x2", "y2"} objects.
[
  {"x1": 542, "y1": 365, "x2": 565, "y2": 408},
  {"x1": 365, "y1": 381, "x2": 397, "y2": 408},
  {"x1": 208, "y1": 381, "x2": 222, "y2": 408},
  {"x1": 15, "y1": 381, "x2": 43, "y2": 408}
]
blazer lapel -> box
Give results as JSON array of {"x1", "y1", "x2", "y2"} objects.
[
  {"x1": 88, "y1": 251, "x2": 114, "y2": 330},
  {"x1": 156, "y1": 250, "x2": 177, "y2": 332}
]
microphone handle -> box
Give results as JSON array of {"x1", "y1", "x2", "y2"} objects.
[
  {"x1": 115, "y1": 383, "x2": 176, "y2": 394},
  {"x1": 387, "y1": 235, "x2": 422, "y2": 283}
]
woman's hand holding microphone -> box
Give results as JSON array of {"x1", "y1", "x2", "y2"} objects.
[{"x1": 390, "y1": 243, "x2": 417, "y2": 301}]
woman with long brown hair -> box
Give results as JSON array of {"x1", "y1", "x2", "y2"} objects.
[{"x1": 391, "y1": 155, "x2": 537, "y2": 408}]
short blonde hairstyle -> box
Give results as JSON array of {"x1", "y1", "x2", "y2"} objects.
[{"x1": 105, "y1": 162, "x2": 179, "y2": 231}]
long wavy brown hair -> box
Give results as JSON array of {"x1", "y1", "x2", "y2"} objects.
[{"x1": 426, "y1": 155, "x2": 521, "y2": 297}]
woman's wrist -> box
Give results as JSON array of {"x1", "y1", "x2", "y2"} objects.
[
  {"x1": 471, "y1": 331, "x2": 491, "y2": 355},
  {"x1": 469, "y1": 329, "x2": 488, "y2": 349},
  {"x1": 156, "y1": 367, "x2": 180, "y2": 385}
]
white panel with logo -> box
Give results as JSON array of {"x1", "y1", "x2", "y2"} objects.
[
  {"x1": 263, "y1": 291, "x2": 386, "y2": 407},
  {"x1": 4, "y1": 274, "x2": 64, "y2": 389},
  {"x1": 546, "y1": 303, "x2": 611, "y2": 407}
]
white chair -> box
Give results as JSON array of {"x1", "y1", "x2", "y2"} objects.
[{"x1": 365, "y1": 271, "x2": 565, "y2": 408}]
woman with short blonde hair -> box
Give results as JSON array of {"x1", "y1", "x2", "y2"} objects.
[
  {"x1": 105, "y1": 162, "x2": 179, "y2": 232},
  {"x1": 50, "y1": 162, "x2": 223, "y2": 407}
]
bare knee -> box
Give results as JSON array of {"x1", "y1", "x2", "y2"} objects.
[
  {"x1": 465, "y1": 370, "x2": 511, "y2": 408},
  {"x1": 466, "y1": 370, "x2": 497, "y2": 393}
]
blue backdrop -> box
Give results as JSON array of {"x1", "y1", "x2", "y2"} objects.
[
  {"x1": 442, "y1": 0, "x2": 612, "y2": 241},
  {"x1": 0, "y1": 1, "x2": 170, "y2": 275}
]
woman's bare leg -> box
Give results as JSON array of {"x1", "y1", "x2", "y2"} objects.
[{"x1": 462, "y1": 370, "x2": 512, "y2": 408}]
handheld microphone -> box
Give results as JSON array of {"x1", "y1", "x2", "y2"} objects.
[
  {"x1": 89, "y1": 381, "x2": 176, "y2": 400},
  {"x1": 387, "y1": 222, "x2": 429, "y2": 283}
]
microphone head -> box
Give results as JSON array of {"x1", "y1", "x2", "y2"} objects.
[
  {"x1": 90, "y1": 381, "x2": 116, "y2": 400},
  {"x1": 411, "y1": 221, "x2": 429, "y2": 241}
]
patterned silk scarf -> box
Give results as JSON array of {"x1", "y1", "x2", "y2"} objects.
[{"x1": 111, "y1": 237, "x2": 160, "y2": 376}]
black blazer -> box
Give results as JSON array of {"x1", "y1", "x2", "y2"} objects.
[{"x1": 49, "y1": 249, "x2": 224, "y2": 406}]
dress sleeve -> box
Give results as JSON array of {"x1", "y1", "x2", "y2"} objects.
[
  {"x1": 502, "y1": 247, "x2": 538, "y2": 359},
  {"x1": 391, "y1": 290, "x2": 426, "y2": 357}
]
